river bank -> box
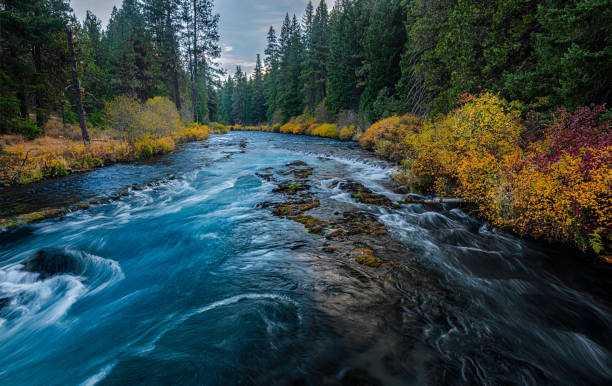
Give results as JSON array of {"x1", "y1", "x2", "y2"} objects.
[{"x1": 229, "y1": 95, "x2": 611, "y2": 259}]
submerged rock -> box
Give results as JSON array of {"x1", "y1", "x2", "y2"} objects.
[
  {"x1": 335, "y1": 180, "x2": 399, "y2": 208},
  {"x1": 290, "y1": 168, "x2": 313, "y2": 179},
  {"x1": 340, "y1": 368, "x2": 383, "y2": 386},
  {"x1": 255, "y1": 172, "x2": 274, "y2": 182},
  {"x1": 273, "y1": 182, "x2": 306, "y2": 195},
  {"x1": 285, "y1": 160, "x2": 308, "y2": 167},
  {"x1": 295, "y1": 215, "x2": 328, "y2": 234},
  {"x1": 273, "y1": 201, "x2": 320, "y2": 217},
  {"x1": 22, "y1": 248, "x2": 85, "y2": 279},
  {"x1": 340, "y1": 212, "x2": 388, "y2": 236}
]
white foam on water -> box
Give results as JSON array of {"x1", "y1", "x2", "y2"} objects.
[{"x1": 80, "y1": 360, "x2": 118, "y2": 386}]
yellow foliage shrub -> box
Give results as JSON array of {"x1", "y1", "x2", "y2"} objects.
[
  {"x1": 209, "y1": 122, "x2": 229, "y2": 134},
  {"x1": 312, "y1": 124, "x2": 339, "y2": 139},
  {"x1": 339, "y1": 125, "x2": 357, "y2": 141},
  {"x1": 172, "y1": 123, "x2": 210, "y2": 143},
  {"x1": 360, "y1": 114, "x2": 423, "y2": 161},
  {"x1": 133, "y1": 136, "x2": 175, "y2": 159},
  {"x1": 360, "y1": 92, "x2": 611, "y2": 253}
]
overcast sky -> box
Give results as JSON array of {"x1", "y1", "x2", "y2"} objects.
[{"x1": 70, "y1": 0, "x2": 312, "y2": 76}]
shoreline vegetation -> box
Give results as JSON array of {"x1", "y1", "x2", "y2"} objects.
[
  {"x1": 0, "y1": 96, "x2": 227, "y2": 186},
  {"x1": 228, "y1": 93, "x2": 611, "y2": 259},
  {"x1": 1, "y1": 92, "x2": 610, "y2": 259}
]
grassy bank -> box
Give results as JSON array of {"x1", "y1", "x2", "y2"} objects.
[
  {"x1": 230, "y1": 93, "x2": 611, "y2": 257},
  {"x1": 0, "y1": 96, "x2": 228, "y2": 186},
  {"x1": 226, "y1": 113, "x2": 362, "y2": 141}
]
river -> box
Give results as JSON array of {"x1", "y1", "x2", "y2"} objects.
[{"x1": 0, "y1": 132, "x2": 611, "y2": 385}]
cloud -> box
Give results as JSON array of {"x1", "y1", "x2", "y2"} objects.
[{"x1": 70, "y1": 0, "x2": 314, "y2": 77}]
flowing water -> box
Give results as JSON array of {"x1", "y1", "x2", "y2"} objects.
[{"x1": 0, "y1": 132, "x2": 611, "y2": 385}]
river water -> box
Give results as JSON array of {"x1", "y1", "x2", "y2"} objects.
[{"x1": 0, "y1": 132, "x2": 610, "y2": 385}]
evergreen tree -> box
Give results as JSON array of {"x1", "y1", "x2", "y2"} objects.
[
  {"x1": 231, "y1": 66, "x2": 247, "y2": 124},
  {"x1": 0, "y1": 0, "x2": 71, "y2": 131},
  {"x1": 219, "y1": 75, "x2": 234, "y2": 124},
  {"x1": 359, "y1": 0, "x2": 406, "y2": 121},
  {"x1": 301, "y1": 1, "x2": 317, "y2": 111},
  {"x1": 326, "y1": 0, "x2": 367, "y2": 115},
  {"x1": 182, "y1": 0, "x2": 220, "y2": 123},
  {"x1": 143, "y1": 0, "x2": 184, "y2": 110},
  {"x1": 106, "y1": 0, "x2": 160, "y2": 100},
  {"x1": 278, "y1": 15, "x2": 304, "y2": 120},
  {"x1": 263, "y1": 26, "x2": 280, "y2": 121},
  {"x1": 251, "y1": 54, "x2": 267, "y2": 124},
  {"x1": 79, "y1": 11, "x2": 111, "y2": 121},
  {"x1": 530, "y1": 0, "x2": 611, "y2": 107},
  {"x1": 311, "y1": 1, "x2": 330, "y2": 108}
]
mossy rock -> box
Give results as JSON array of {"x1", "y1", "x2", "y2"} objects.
[
  {"x1": 291, "y1": 168, "x2": 313, "y2": 179},
  {"x1": 285, "y1": 160, "x2": 308, "y2": 167},
  {"x1": 356, "y1": 255, "x2": 383, "y2": 268},
  {"x1": 295, "y1": 215, "x2": 327, "y2": 234},
  {"x1": 273, "y1": 182, "x2": 304, "y2": 195},
  {"x1": 273, "y1": 200, "x2": 320, "y2": 217},
  {"x1": 340, "y1": 181, "x2": 399, "y2": 208},
  {"x1": 341, "y1": 212, "x2": 388, "y2": 236}
]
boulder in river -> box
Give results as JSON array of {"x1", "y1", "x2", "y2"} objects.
[{"x1": 22, "y1": 248, "x2": 85, "y2": 279}]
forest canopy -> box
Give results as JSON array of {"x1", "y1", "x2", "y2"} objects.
[
  {"x1": 217, "y1": 0, "x2": 611, "y2": 126},
  {"x1": 0, "y1": 0, "x2": 221, "y2": 136}
]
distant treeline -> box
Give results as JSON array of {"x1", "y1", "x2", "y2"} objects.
[
  {"x1": 0, "y1": 0, "x2": 220, "y2": 136},
  {"x1": 218, "y1": 0, "x2": 611, "y2": 126}
]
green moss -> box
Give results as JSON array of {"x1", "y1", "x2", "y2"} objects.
[
  {"x1": 0, "y1": 208, "x2": 66, "y2": 230},
  {"x1": 273, "y1": 200, "x2": 320, "y2": 217},
  {"x1": 295, "y1": 215, "x2": 327, "y2": 234},
  {"x1": 356, "y1": 255, "x2": 383, "y2": 268}
]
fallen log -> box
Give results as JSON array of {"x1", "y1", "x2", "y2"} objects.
[{"x1": 399, "y1": 197, "x2": 466, "y2": 204}]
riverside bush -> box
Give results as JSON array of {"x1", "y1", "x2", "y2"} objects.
[
  {"x1": 172, "y1": 123, "x2": 210, "y2": 143},
  {"x1": 360, "y1": 92, "x2": 611, "y2": 254},
  {"x1": 0, "y1": 118, "x2": 221, "y2": 185},
  {"x1": 312, "y1": 123, "x2": 339, "y2": 139}
]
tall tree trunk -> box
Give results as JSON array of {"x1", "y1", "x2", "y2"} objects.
[
  {"x1": 166, "y1": 9, "x2": 181, "y2": 111},
  {"x1": 67, "y1": 27, "x2": 90, "y2": 145},
  {"x1": 173, "y1": 62, "x2": 181, "y2": 111},
  {"x1": 191, "y1": 0, "x2": 198, "y2": 123},
  {"x1": 32, "y1": 43, "x2": 45, "y2": 133}
]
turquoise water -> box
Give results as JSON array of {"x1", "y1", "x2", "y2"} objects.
[{"x1": 1, "y1": 132, "x2": 611, "y2": 385}]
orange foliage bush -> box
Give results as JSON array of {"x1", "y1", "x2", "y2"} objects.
[{"x1": 360, "y1": 92, "x2": 611, "y2": 254}]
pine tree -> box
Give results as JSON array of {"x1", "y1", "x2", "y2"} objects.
[
  {"x1": 143, "y1": 0, "x2": 184, "y2": 110},
  {"x1": 182, "y1": 0, "x2": 220, "y2": 123},
  {"x1": 278, "y1": 15, "x2": 304, "y2": 120},
  {"x1": 0, "y1": 0, "x2": 72, "y2": 132},
  {"x1": 311, "y1": 0, "x2": 330, "y2": 107},
  {"x1": 301, "y1": 1, "x2": 317, "y2": 111},
  {"x1": 231, "y1": 66, "x2": 247, "y2": 124},
  {"x1": 106, "y1": 0, "x2": 160, "y2": 100},
  {"x1": 264, "y1": 26, "x2": 280, "y2": 121},
  {"x1": 79, "y1": 11, "x2": 111, "y2": 120},
  {"x1": 359, "y1": 0, "x2": 406, "y2": 121},
  {"x1": 219, "y1": 75, "x2": 234, "y2": 124},
  {"x1": 251, "y1": 54, "x2": 267, "y2": 124},
  {"x1": 326, "y1": 0, "x2": 366, "y2": 115}
]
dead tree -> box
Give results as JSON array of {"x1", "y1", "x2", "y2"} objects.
[{"x1": 66, "y1": 27, "x2": 90, "y2": 145}]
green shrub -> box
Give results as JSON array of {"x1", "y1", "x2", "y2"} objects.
[{"x1": 10, "y1": 118, "x2": 42, "y2": 139}]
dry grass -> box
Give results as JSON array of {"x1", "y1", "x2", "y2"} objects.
[{"x1": 1, "y1": 134, "x2": 118, "y2": 157}]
